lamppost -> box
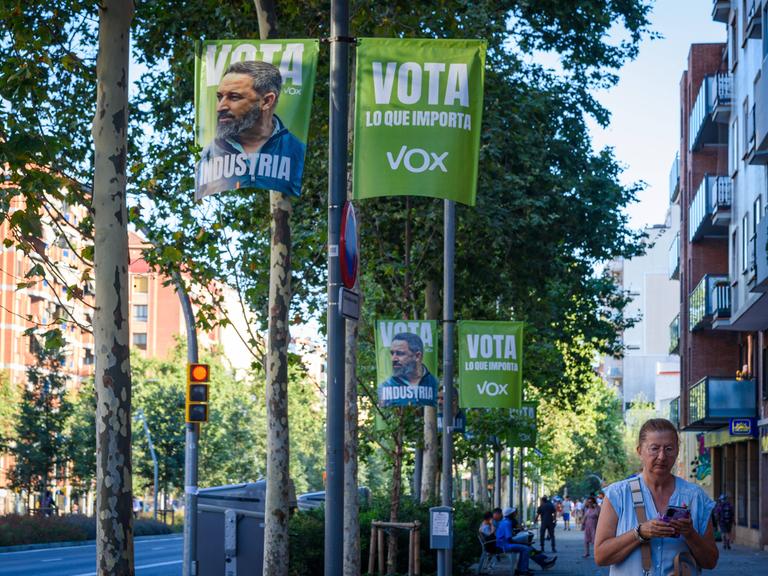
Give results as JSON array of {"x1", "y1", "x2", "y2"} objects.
[{"x1": 134, "y1": 407, "x2": 158, "y2": 520}]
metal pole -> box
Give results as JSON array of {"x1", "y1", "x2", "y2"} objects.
[
  {"x1": 518, "y1": 448, "x2": 524, "y2": 517},
  {"x1": 493, "y1": 448, "x2": 501, "y2": 509},
  {"x1": 326, "y1": 1, "x2": 349, "y2": 574},
  {"x1": 135, "y1": 409, "x2": 159, "y2": 521},
  {"x1": 508, "y1": 447, "x2": 514, "y2": 508},
  {"x1": 437, "y1": 199, "x2": 455, "y2": 576},
  {"x1": 174, "y1": 272, "x2": 199, "y2": 576}
]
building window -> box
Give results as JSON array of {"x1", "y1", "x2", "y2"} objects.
[
  {"x1": 731, "y1": 118, "x2": 740, "y2": 174},
  {"x1": 742, "y1": 214, "x2": 750, "y2": 272},
  {"x1": 133, "y1": 332, "x2": 147, "y2": 350},
  {"x1": 84, "y1": 349, "x2": 94, "y2": 366},
  {"x1": 730, "y1": 13, "x2": 739, "y2": 71},
  {"x1": 133, "y1": 304, "x2": 148, "y2": 321},
  {"x1": 763, "y1": 2, "x2": 768, "y2": 57},
  {"x1": 133, "y1": 275, "x2": 148, "y2": 294}
]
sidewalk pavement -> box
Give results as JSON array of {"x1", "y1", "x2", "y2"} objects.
[{"x1": 469, "y1": 523, "x2": 767, "y2": 575}]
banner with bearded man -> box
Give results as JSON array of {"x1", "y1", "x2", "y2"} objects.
[
  {"x1": 375, "y1": 320, "x2": 438, "y2": 408},
  {"x1": 194, "y1": 40, "x2": 318, "y2": 200}
]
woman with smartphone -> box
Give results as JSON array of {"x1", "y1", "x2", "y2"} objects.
[{"x1": 592, "y1": 418, "x2": 719, "y2": 574}]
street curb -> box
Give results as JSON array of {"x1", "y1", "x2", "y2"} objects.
[{"x1": 0, "y1": 533, "x2": 183, "y2": 554}]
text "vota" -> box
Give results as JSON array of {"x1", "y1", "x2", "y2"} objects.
[{"x1": 372, "y1": 62, "x2": 469, "y2": 106}]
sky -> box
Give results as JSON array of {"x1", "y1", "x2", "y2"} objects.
[{"x1": 589, "y1": 0, "x2": 725, "y2": 229}]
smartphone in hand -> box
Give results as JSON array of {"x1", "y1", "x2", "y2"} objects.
[{"x1": 664, "y1": 505, "x2": 691, "y2": 521}]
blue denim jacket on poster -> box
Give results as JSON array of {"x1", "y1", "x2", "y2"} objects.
[{"x1": 195, "y1": 115, "x2": 306, "y2": 200}]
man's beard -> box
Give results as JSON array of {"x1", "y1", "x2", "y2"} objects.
[
  {"x1": 392, "y1": 359, "x2": 419, "y2": 380},
  {"x1": 216, "y1": 104, "x2": 262, "y2": 140}
]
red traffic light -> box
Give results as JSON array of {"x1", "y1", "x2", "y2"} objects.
[{"x1": 189, "y1": 363, "x2": 210, "y2": 383}]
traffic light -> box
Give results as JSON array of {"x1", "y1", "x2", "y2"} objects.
[{"x1": 186, "y1": 363, "x2": 210, "y2": 423}]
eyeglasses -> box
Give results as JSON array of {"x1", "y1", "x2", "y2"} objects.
[{"x1": 645, "y1": 445, "x2": 677, "y2": 456}]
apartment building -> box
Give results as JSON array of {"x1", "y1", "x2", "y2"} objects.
[
  {"x1": 669, "y1": 0, "x2": 768, "y2": 548},
  {"x1": 600, "y1": 210, "x2": 681, "y2": 415}
]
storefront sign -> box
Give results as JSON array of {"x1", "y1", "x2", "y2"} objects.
[{"x1": 729, "y1": 417, "x2": 756, "y2": 436}]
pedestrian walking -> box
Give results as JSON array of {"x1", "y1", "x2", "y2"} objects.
[
  {"x1": 593, "y1": 418, "x2": 718, "y2": 574},
  {"x1": 581, "y1": 496, "x2": 600, "y2": 557},
  {"x1": 535, "y1": 495, "x2": 557, "y2": 553},
  {"x1": 562, "y1": 496, "x2": 573, "y2": 530},
  {"x1": 714, "y1": 494, "x2": 734, "y2": 550},
  {"x1": 574, "y1": 497, "x2": 584, "y2": 529}
]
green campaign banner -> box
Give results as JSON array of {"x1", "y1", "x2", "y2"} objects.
[
  {"x1": 375, "y1": 319, "x2": 438, "y2": 408},
  {"x1": 194, "y1": 39, "x2": 319, "y2": 200},
  {"x1": 507, "y1": 402, "x2": 537, "y2": 447},
  {"x1": 353, "y1": 38, "x2": 486, "y2": 206},
  {"x1": 458, "y1": 321, "x2": 523, "y2": 409}
]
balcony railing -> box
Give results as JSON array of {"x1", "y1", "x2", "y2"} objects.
[
  {"x1": 669, "y1": 152, "x2": 680, "y2": 203},
  {"x1": 669, "y1": 396, "x2": 680, "y2": 428},
  {"x1": 689, "y1": 274, "x2": 730, "y2": 331},
  {"x1": 688, "y1": 377, "x2": 757, "y2": 429},
  {"x1": 669, "y1": 314, "x2": 680, "y2": 354},
  {"x1": 669, "y1": 232, "x2": 680, "y2": 280},
  {"x1": 688, "y1": 175, "x2": 732, "y2": 242},
  {"x1": 712, "y1": 0, "x2": 730, "y2": 23},
  {"x1": 690, "y1": 74, "x2": 732, "y2": 151},
  {"x1": 746, "y1": 0, "x2": 763, "y2": 38}
]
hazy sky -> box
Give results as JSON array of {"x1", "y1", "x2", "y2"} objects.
[{"x1": 589, "y1": 0, "x2": 725, "y2": 229}]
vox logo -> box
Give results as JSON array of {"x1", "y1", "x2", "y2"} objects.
[
  {"x1": 476, "y1": 381, "x2": 508, "y2": 397},
  {"x1": 386, "y1": 146, "x2": 448, "y2": 173}
]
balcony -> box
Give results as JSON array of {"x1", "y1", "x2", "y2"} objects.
[
  {"x1": 688, "y1": 175, "x2": 732, "y2": 242},
  {"x1": 687, "y1": 377, "x2": 757, "y2": 430},
  {"x1": 689, "y1": 274, "x2": 730, "y2": 331},
  {"x1": 669, "y1": 232, "x2": 680, "y2": 280},
  {"x1": 753, "y1": 57, "x2": 768, "y2": 163},
  {"x1": 689, "y1": 74, "x2": 732, "y2": 151},
  {"x1": 669, "y1": 396, "x2": 680, "y2": 428},
  {"x1": 669, "y1": 314, "x2": 680, "y2": 354},
  {"x1": 746, "y1": 0, "x2": 763, "y2": 39},
  {"x1": 669, "y1": 153, "x2": 680, "y2": 203},
  {"x1": 712, "y1": 0, "x2": 730, "y2": 23},
  {"x1": 754, "y1": 219, "x2": 768, "y2": 291}
]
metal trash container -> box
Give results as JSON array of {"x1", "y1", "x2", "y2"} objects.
[{"x1": 197, "y1": 481, "x2": 295, "y2": 576}]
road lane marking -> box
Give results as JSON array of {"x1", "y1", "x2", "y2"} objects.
[
  {"x1": 70, "y1": 559, "x2": 182, "y2": 576},
  {"x1": 0, "y1": 536, "x2": 183, "y2": 556},
  {"x1": 41, "y1": 558, "x2": 63, "y2": 562},
  {"x1": 151, "y1": 547, "x2": 166, "y2": 550}
]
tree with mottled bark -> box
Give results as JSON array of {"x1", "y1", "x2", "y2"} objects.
[
  {"x1": 253, "y1": 1, "x2": 292, "y2": 574},
  {"x1": 92, "y1": 1, "x2": 135, "y2": 573}
]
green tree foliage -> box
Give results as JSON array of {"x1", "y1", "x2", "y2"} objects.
[
  {"x1": 66, "y1": 380, "x2": 96, "y2": 492},
  {"x1": 0, "y1": 370, "x2": 21, "y2": 450},
  {"x1": 8, "y1": 337, "x2": 72, "y2": 501}
]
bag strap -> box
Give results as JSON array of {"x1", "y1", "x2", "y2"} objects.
[{"x1": 629, "y1": 477, "x2": 652, "y2": 575}]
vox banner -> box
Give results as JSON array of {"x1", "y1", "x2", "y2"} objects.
[
  {"x1": 375, "y1": 320, "x2": 438, "y2": 408},
  {"x1": 458, "y1": 321, "x2": 523, "y2": 409},
  {"x1": 507, "y1": 402, "x2": 537, "y2": 447},
  {"x1": 194, "y1": 39, "x2": 319, "y2": 200},
  {"x1": 353, "y1": 38, "x2": 486, "y2": 206}
]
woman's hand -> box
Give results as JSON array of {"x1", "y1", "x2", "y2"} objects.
[
  {"x1": 671, "y1": 516, "x2": 694, "y2": 539},
  {"x1": 640, "y1": 519, "x2": 676, "y2": 539}
]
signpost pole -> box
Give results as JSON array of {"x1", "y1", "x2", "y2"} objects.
[
  {"x1": 437, "y1": 199, "x2": 456, "y2": 576},
  {"x1": 493, "y1": 447, "x2": 502, "y2": 509},
  {"x1": 327, "y1": 1, "x2": 349, "y2": 574},
  {"x1": 174, "y1": 272, "x2": 199, "y2": 576},
  {"x1": 518, "y1": 447, "x2": 524, "y2": 517},
  {"x1": 508, "y1": 446, "x2": 514, "y2": 508}
]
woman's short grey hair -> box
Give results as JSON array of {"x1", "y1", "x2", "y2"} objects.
[{"x1": 225, "y1": 60, "x2": 282, "y2": 104}]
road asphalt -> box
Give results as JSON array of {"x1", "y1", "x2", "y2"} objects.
[{"x1": 0, "y1": 535, "x2": 182, "y2": 576}]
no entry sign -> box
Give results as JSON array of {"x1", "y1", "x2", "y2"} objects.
[{"x1": 340, "y1": 201, "x2": 359, "y2": 289}]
